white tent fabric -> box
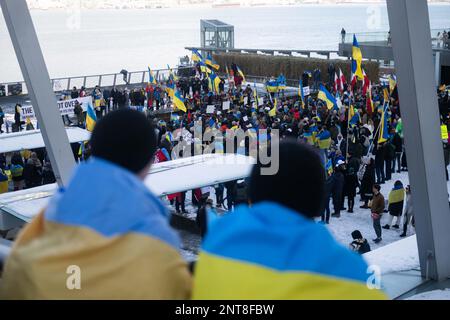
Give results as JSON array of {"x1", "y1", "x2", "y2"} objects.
[
  {"x1": 0, "y1": 128, "x2": 91, "y2": 153},
  {"x1": 0, "y1": 154, "x2": 254, "y2": 222}
]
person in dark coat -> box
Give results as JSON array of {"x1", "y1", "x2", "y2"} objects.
[
  {"x1": 350, "y1": 230, "x2": 371, "y2": 255},
  {"x1": 360, "y1": 158, "x2": 375, "y2": 209},
  {"x1": 384, "y1": 141, "x2": 395, "y2": 181},
  {"x1": 0, "y1": 106, "x2": 4, "y2": 133},
  {"x1": 322, "y1": 175, "x2": 334, "y2": 224},
  {"x1": 14, "y1": 104, "x2": 24, "y2": 132},
  {"x1": 391, "y1": 130, "x2": 403, "y2": 173},
  {"x1": 22, "y1": 152, "x2": 42, "y2": 189},
  {"x1": 42, "y1": 162, "x2": 56, "y2": 185},
  {"x1": 343, "y1": 165, "x2": 359, "y2": 213},
  {"x1": 375, "y1": 143, "x2": 385, "y2": 184},
  {"x1": 331, "y1": 160, "x2": 345, "y2": 218}
]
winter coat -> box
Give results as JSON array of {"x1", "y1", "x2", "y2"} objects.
[
  {"x1": 331, "y1": 170, "x2": 345, "y2": 202},
  {"x1": 360, "y1": 162, "x2": 375, "y2": 200},
  {"x1": 344, "y1": 172, "x2": 359, "y2": 198},
  {"x1": 351, "y1": 238, "x2": 371, "y2": 255},
  {"x1": 371, "y1": 192, "x2": 385, "y2": 215},
  {"x1": 388, "y1": 186, "x2": 405, "y2": 217},
  {"x1": 392, "y1": 133, "x2": 403, "y2": 153}
]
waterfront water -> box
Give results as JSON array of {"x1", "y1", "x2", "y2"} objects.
[{"x1": 1, "y1": 4, "x2": 450, "y2": 82}]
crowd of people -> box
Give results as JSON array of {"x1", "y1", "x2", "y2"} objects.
[{"x1": 1, "y1": 60, "x2": 450, "y2": 249}]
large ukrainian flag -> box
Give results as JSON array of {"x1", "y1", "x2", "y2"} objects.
[
  {"x1": 191, "y1": 49, "x2": 203, "y2": 63},
  {"x1": 378, "y1": 104, "x2": 390, "y2": 144},
  {"x1": 193, "y1": 202, "x2": 387, "y2": 300},
  {"x1": 352, "y1": 35, "x2": 364, "y2": 80},
  {"x1": 173, "y1": 89, "x2": 187, "y2": 112},
  {"x1": 318, "y1": 84, "x2": 337, "y2": 110},
  {"x1": 0, "y1": 158, "x2": 192, "y2": 300}
]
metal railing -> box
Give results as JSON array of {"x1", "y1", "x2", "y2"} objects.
[
  {"x1": 0, "y1": 66, "x2": 195, "y2": 97},
  {"x1": 342, "y1": 28, "x2": 450, "y2": 49}
]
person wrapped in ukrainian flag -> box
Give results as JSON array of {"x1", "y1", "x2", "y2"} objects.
[
  {"x1": 193, "y1": 140, "x2": 387, "y2": 300},
  {"x1": 0, "y1": 109, "x2": 191, "y2": 300}
]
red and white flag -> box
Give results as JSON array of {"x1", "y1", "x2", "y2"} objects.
[
  {"x1": 334, "y1": 73, "x2": 340, "y2": 93},
  {"x1": 339, "y1": 69, "x2": 346, "y2": 92},
  {"x1": 362, "y1": 69, "x2": 370, "y2": 96}
]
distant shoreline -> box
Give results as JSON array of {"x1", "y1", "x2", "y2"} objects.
[{"x1": 24, "y1": 2, "x2": 450, "y2": 11}]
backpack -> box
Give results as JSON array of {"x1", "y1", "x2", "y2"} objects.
[{"x1": 11, "y1": 164, "x2": 24, "y2": 178}]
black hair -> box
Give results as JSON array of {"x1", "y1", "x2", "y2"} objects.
[
  {"x1": 351, "y1": 230, "x2": 363, "y2": 240},
  {"x1": 90, "y1": 109, "x2": 157, "y2": 174},
  {"x1": 373, "y1": 184, "x2": 381, "y2": 192},
  {"x1": 248, "y1": 139, "x2": 325, "y2": 218}
]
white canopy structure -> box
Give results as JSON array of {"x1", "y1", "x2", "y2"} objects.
[
  {"x1": 0, "y1": 154, "x2": 254, "y2": 225},
  {"x1": 0, "y1": 128, "x2": 91, "y2": 154}
]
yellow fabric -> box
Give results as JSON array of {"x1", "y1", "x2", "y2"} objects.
[
  {"x1": 388, "y1": 189, "x2": 405, "y2": 205},
  {"x1": 21, "y1": 150, "x2": 31, "y2": 160},
  {"x1": 1, "y1": 213, "x2": 192, "y2": 300},
  {"x1": 318, "y1": 138, "x2": 331, "y2": 150},
  {"x1": 193, "y1": 253, "x2": 387, "y2": 300},
  {"x1": 0, "y1": 180, "x2": 8, "y2": 194},
  {"x1": 441, "y1": 125, "x2": 448, "y2": 140}
]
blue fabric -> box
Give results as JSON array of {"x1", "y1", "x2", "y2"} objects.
[
  {"x1": 202, "y1": 202, "x2": 370, "y2": 283},
  {"x1": 45, "y1": 158, "x2": 179, "y2": 248}
]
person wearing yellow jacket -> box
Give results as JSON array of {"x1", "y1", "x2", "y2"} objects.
[{"x1": 1, "y1": 110, "x2": 191, "y2": 300}]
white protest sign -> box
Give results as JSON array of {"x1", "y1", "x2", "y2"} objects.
[
  {"x1": 21, "y1": 96, "x2": 93, "y2": 119},
  {"x1": 58, "y1": 96, "x2": 93, "y2": 115},
  {"x1": 303, "y1": 86, "x2": 311, "y2": 96},
  {"x1": 243, "y1": 116, "x2": 249, "y2": 122},
  {"x1": 20, "y1": 105, "x2": 35, "y2": 120},
  {"x1": 206, "y1": 105, "x2": 215, "y2": 114},
  {"x1": 222, "y1": 101, "x2": 230, "y2": 110},
  {"x1": 258, "y1": 98, "x2": 264, "y2": 106},
  {"x1": 244, "y1": 97, "x2": 248, "y2": 105}
]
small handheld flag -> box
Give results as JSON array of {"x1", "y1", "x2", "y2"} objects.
[
  {"x1": 318, "y1": 84, "x2": 337, "y2": 110},
  {"x1": 86, "y1": 101, "x2": 97, "y2": 132}
]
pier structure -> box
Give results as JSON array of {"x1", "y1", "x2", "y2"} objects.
[{"x1": 339, "y1": 29, "x2": 450, "y2": 85}]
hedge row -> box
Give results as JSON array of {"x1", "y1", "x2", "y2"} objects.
[{"x1": 213, "y1": 53, "x2": 380, "y2": 83}]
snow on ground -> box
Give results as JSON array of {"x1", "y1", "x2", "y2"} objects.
[
  {"x1": 325, "y1": 171, "x2": 413, "y2": 250},
  {"x1": 407, "y1": 289, "x2": 450, "y2": 300},
  {"x1": 364, "y1": 235, "x2": 419, "y2": 275}
]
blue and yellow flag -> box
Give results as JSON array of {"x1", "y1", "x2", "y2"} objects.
[
  {"x1": 210, "y1": 71, "x2": 222, "y2": 93},
  {"x1": 237, "y1": 65, "x2": 246, "y2": 82},
  {"x1": 318, "y1": 84, "x2": 337, "y2": 110},
  {"x1": 266, "y1": 80, "x2": 279, "y2": 93},
  {"x1": 193, "y1": 202, "x2": 387, "y2": 300},
  {"x1": 86, "y1": 101, "x2": 97, "y2": 132},
  {"x1": 389, "y1": 75, "x2": 397, "y2": 94},
  {"x1": 165, "y1": 81, "x2": 175, "y2": 98},
  {"x1": 352, "y1": 35, "x2": 364, "y2": 81},
  {"x1": 299, "y1": 79, "x2": 305, "y2": 109},
  {"x1": 148, "y1": 66, "x2": 157, "y2": 85},
  {"x1": 173, "y1": 89, "x2": 187, "y2": 113},
  {"x1": 167, "y1": 65, "x2": 178, "y2": 82},
  {"x1": 349, "y1": 105, "x2": 360, "y2": 126},
  {"x1": 0, "y1": 159, "x2": 192, "y2": 299},
  {"x1": 205, "y1": 53, "x2": 220, "y2": 71},
  {"x1": 326, "y1": 159, "x2": 333, "y2": 176},
  {"x1": 378, "y1": 104, "x2": 390, "y2": 144},
  {"x1": 198, "y1": 60, "x2": 212, "y2": 74},
  {"x1": 269, "y1": 98, "x2": 277, "y2": 117},
  {"x1": 191, "y1": 49, "x2": 203, "y2": 63}
]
